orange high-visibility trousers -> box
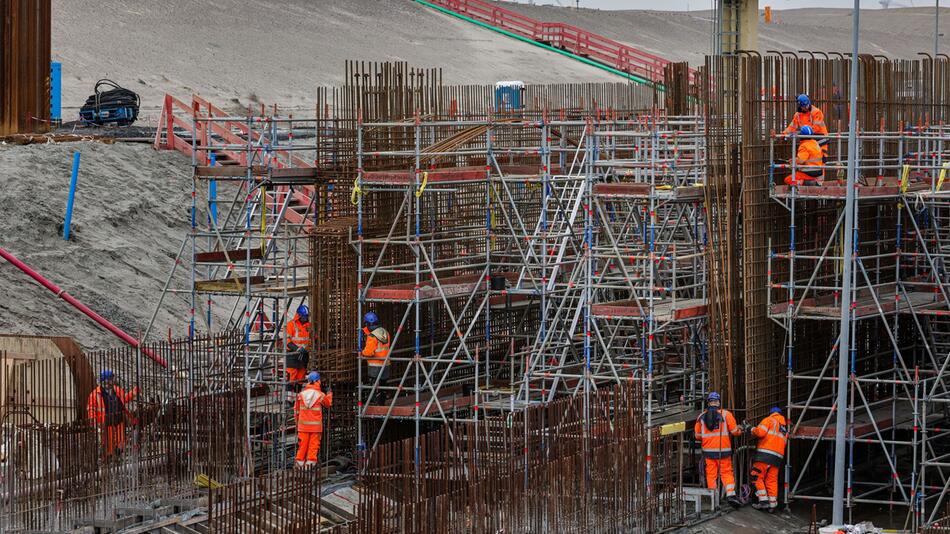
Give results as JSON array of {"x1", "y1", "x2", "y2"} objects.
[
  {"x1": 751, "y1": 461, "x2": 780, "y2": 508},
  {"x1": 286, "y1": 367, "x2": 307, "y2": 383},
  {"x1": 102, "y1": 423, "x2": 126, "y2": 457},
  {"x1": 295, "y1": 432, "x2": 322, "y2": 468},
  {"x1": 704, "y1": 457, "x2": 736, "y2": 496},
  {"x1": 784, "y1": 172, "x2": 823, "y2": 186}
]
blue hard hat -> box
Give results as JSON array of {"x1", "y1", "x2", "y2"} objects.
[
  {"x1": 364, "y1": 311, "x2": 379, "y2": 324},
  {"x1": 799, "y1": 125, "x2": 814, "y2": 136},
  {"x1": 100, "y1": 369, "x2": 114, "y2": 382},
  {"x1": 297, "y1": 305, "x2": 310, "y2": 318},
  {"x1": 307, "y1": 371, "x2": 320, "y2": 383},
  {"x1": 707, "y1": 391, "x2": 720, "y2": 402},
  {"x1": 770, "y1": 407, "x2": 783, "y2": 415},
  {"x1": 797, "y1": 93, "x2": 811, "y2": 109}
]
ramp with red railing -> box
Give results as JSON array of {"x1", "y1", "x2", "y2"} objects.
[
  {"x1": 154, "y1": 93, "x2": 318, "y2": 227},
  {"x1": 419, "y1": 0, "x2": 694, "y2": 84}
]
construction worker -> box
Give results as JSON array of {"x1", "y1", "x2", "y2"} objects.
[
  {"x1": 749, "y1": 407, "x2": 788, "y2": 513},
  {"x1": 782, "y1": 93, "x2": 829, "y2": 156},
  {"x1": 361, "y1": 312, "x2": 391, "y2": 404},
  {"x1": 285, "y1": 304, "x2": 311, "y2": 385},
  {"x1": 694, "y1": 391, "x2": 743, "y2": 507},
  {"x1": 783, "y1": 126, "x2": 824, "y2": 186},
  {"x1": 86, "y1": 370, "x2": 139, "y2": 459},
  {"x1": 293, "y1": 371, "x2": 333, "y2": 469}
]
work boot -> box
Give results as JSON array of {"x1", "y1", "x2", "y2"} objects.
[
  {"x1": 727, "y1": 496, "x2": 742, "y2": 509},
  {"x1": 752, "y1": 501, "x2": 769, "y2": 510}
]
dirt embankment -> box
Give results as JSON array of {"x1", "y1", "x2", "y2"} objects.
[{"x1": 0, "y1": 141, "x2": 193, "y2": 349}]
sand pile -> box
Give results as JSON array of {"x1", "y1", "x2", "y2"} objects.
[{"x1": 0, "y1": 141, "x2": 194, "y2": 349}]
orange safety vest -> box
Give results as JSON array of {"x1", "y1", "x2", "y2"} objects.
[
  {"x1": 294, "y1": 381, "x2": 333, "y2": 433},
  {"x1": 286, "y1": 314, "x2": 311, "y2": 349},
  {"x1": 795, "y1": 139, "x2": 824, "y2": 175},
  {"x1": 751, "y1": 413, "x2": 788, "y2": 466},
  {"x1": 783, "y1": 106, "x2": 829, "y2": 137},
  {"x1": 694, "y1": 408, "x2": 740, "y2": 459},
  {"x1": 86, "y1": 385, "x2": 136, "y2": 426},
  {"x1": 361, "y1": 326, "x2": 391, "y2": 367}
]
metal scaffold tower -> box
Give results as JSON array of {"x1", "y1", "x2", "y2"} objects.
[
  {"x1": 768, "y1": 128, "x2": 950, "y2": 528},
  {"x1": 355, "y1": 116, "x2": 549, "y2": 451},
  {"x1": 355, "y1": 112, "x2": 710, "y2": 457},
  {"x1": 516, "y1": 114, "x2": 708, "y2": 423},
  {"x1": 152, "y1": 105, "x2": 326, "y2": 473}
]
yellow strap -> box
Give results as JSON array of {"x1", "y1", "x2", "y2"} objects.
[
  {"x1": 937, "y1": 162, "x2": 950, "y2": 191},
  {"x1": 900, "y1": 164, "x2": 910, "y2": 193},
  {"x1": 350, "y1": 177, "x2": 364, "y2": 206},
  {"x1": 415, "y1": 171, "x2": 428, "y2": 198}
]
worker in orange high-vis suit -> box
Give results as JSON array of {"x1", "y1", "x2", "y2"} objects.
[
  {"x1": 782, "y1": 93, "x2": 829, "y2": 157},
  {"x1": 293, "y1": 372, "x2": 333, "y2": 469},
  {"x1": 784, "y1": 126, "x2": 824, "y2": 186},
  {"x1": 87, "y1": 369, "x2": 139, "y2": 459},
  {"x1": 361, "y1": 311, "x2": 391, "y2": 405},
  {"x1": 749, "y1": 407, "x2": 788, "y2": 513},
  {"x1": 695, "y1": 391, "x2": 743, "y2": 508},
  {"x1": 285, "y1": 304, "x2": 312, "y2": 386}
]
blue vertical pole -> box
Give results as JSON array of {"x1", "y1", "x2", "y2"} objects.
[
  {"x1": 50, "y1": 62, "x2": 62, "y2": 122},
  {"x1": 63, "y1": 152, "x2": 81, "y2": 240},
  {"x1": 207, "y1": 153, "x2": 217, "y2": 329}
]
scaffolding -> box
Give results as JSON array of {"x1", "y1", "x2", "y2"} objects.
[
  {"x1": 355, "y1": 113, "x2": 709, "y2": 465},
  {"x1": 768, "y1": 128, "x2": 950, "y2": 528},
  {"x1": 151, "y1": 101, "x2": 332, "y2": 473}
]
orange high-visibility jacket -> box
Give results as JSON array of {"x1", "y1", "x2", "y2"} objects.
[
  {"x1": 795, "y1": 139, "x2": 824, "y2": 174},
  {"x1": 286, "y1": 314, "x2": 311, "y2": 349},
  {"x1": 361, "y1": 326, "x2": 391, "y2": 367},
  {"x1": 694, "y1": 408, "x2": 741, "y2": 459},
  {"x1": 782, "y1": 106, "x2": 829, "y2": 137},
  {"x1": 294, "y1": 381, "x2": 333, "y2": 433},
  {"x1": 87, "y1": 385, "x2": 137, "y2": 426},
  {"x1": 751, "y1": 412, "x2": 788, "y2": 466}
]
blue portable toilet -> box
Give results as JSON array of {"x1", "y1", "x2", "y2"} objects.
[
  {"x1": 50, "y1": 62, "x2": 62, "y2": 123},
  {"x1": 494, "y1": 81, "x2": 524, "y2": 112}
]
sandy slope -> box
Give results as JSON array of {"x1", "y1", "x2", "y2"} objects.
[
  {"x1": 52, "y1": 1, "x2": 949, "y2": 114},
  {"x1": 0, "y1": 141, "x2": 194, "y2": 349},
  {"x1": 497, "y1": 3, "x2": 950, "y2": 66},
  {"x1": 50, "y1": 0, "x2": 618, "y2": 113}
]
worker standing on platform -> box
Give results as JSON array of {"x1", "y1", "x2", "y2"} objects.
[
  {"x1": 86, "y1": 370, "x2": 139, "y2": 459},
  {"x1": 749, "y1": 407, "x2": 788, "y2": 513},
  {"x1": 784, "y1": 126, "x2": 824, "y2": 186},
  {"x1": 695, "y1": 391, "x2": 743, "y2": 508},
  {"x1": 782, "y1": 93, "x2": 829, "y2": 157},
  {"x1": 361, "y1": 312, "x2": 391, "y2": 405},
  {"x1": 285, "y1": 304, "x2": 312, "y2": 387},
  {"x1": 293, "y1": 372, "x2": 332, "y2": 469}
]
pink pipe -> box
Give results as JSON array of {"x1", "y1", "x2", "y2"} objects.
[{"x1": 0, "y1": 246, "x2": 168, "y2": 368}]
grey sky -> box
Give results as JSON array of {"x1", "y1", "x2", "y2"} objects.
[{"x1": 503, "y1": 0, "x2": 941, "y2": 10}]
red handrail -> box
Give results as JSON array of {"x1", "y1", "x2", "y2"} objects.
[
  {"x1": 427, "y1": 0, "x2": 694, "y2": 83},
  {"x1": 0, "y1": 247, "x2": 168, "y2": 368},
  {"x1": 154, "y1": 94, "x2": 319, "y2": 227}
]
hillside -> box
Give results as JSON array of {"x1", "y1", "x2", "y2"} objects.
[
  {"x1": 0, "y1": 141, "x2": 196, "y2": 349},
  {"x1": 51, "y1": 0, "x2": 949, "y2": 114}
]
